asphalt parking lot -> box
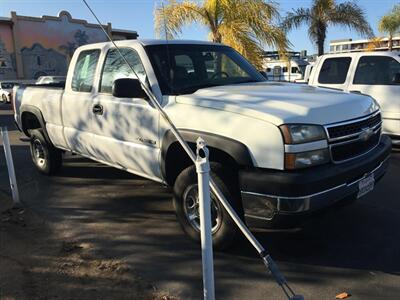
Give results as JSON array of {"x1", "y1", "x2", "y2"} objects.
[{"x1": 1, "y1": 103, "x2": 400, "y2": 300}]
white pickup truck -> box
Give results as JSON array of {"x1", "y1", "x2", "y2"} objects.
[
  {"x1": 308, "y1": 51, "x2": 400, "y2": 146},
  {"x1": 13, "y1": 40, "x2": 391, "y2": 249}
]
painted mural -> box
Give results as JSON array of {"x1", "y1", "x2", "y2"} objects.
[
  {"x1": 0, "y1": 24, "x2": 17, "y2": 80},
  {"x1": 21, "y1": 43, "x2": 68, "y2": 79},
  {"x1": 0, "y1": 11, "x2": 129, "y2": 80}
]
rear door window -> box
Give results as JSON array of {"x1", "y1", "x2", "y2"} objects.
[
  {"x1": 353, "y1": 56, "x2": 400, "y2": 85},
  {"x1": 318, "y1": 57, "x2": 351, "y2": 84},
  {"x1": 71, "y1": 50, "x2": 100, "y2": 92}
]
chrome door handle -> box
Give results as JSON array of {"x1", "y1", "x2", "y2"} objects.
[{"x1": 92, "y1": 104, "x2": 103, "y2": 115}]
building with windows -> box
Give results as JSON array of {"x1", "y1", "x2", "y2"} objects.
[
  {"x1": 0, "y1": 10, "x2": 138, "y2": 80},
  {"x1": 329, "y1": 36, "x2": 400, "y2": 54}
]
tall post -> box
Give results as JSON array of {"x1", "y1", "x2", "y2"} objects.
[
  {"x1": 195, "y1": 137, "x2": 215, "y2": 300},
  {"x1": 1, "y1": 127, "x2": 20, "y2": 205}
]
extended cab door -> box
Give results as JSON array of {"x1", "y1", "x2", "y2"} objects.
[
  {"x1": 90, "y1": 47, "x2": 161, "y2": 181},
  {"x1": 346, "y1": 54, "x2": 400, "y2": 137},
  {"x1": 62, "y1": 48, "x2": 101, "y2": 157}
]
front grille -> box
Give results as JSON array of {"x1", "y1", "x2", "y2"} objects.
[
  {"x1": 328, "y1": 113, "x2": 381, "y2": 139},
  {"x1": 331, "y1": 129, "x2": 380, "y2": 161},
  {"x1": 326, "y1": 112, "x2": 382, "y2": 162}
]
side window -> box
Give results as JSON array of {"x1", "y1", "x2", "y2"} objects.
[
  {"x1": 353, "y1": 56, "x2": 400, "y2": 85},
  {"x1": 318, "y1": 57, "x2": 351, "y2": 84},
  {"x1": 282, "y1": 67, "x2": 288, "y2": 73},
  {"x1": 291, "y1": 67, "x2": 299, "y2": 74},
  {"x1": 100, "y1": 48, "x2": 146, "y2": 94},
  {"x1": 72, "y1": 50, "x2": 100, "y2": 92}
]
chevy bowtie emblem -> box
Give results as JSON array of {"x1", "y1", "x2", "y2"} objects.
[{"x1": 359, "y1": 127, "x2": 374, "y2": 141}]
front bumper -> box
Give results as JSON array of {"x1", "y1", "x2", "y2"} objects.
[{"x1": 240, "y1": 135, "x2": 392, "y2": 229}]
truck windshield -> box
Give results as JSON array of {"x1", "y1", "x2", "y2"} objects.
[{"x1": 145, "y1": 44, "x2": 265, "y2": 95}]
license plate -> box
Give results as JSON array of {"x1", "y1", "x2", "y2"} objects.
[{"x1": 357, "y1": 174, "x2": 375, "y2": 199}]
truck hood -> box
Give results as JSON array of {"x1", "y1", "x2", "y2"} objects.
[{"x1": 175, "y1": 82, "x2": 379, "y2": 125}]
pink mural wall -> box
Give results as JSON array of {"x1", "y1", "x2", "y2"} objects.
[
  {"x1": 0, "y1": 22, "x2": 17, "y2": 79},
  {"x1": 0, "y1": 11, "x2": 136, "y2": 80}
]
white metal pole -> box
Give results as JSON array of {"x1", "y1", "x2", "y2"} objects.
[
  {"x1": 196, "y1": 137, "x2": 215, "y2": 300},
  {"x1": 1, "y1": 127, "x2": 20, "y2": 205}
]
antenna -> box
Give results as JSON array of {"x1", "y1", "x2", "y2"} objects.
[{"x1": 81, "y1": 1, "x2": 302, "y2": 299}]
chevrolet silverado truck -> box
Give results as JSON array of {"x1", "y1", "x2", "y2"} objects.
[{"x1": 13, "y1": 40, "x2": 391, "y2": 249}]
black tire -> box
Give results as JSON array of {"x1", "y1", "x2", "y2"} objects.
[
  {"x1": 29, "y1": 129, "x2": 62, "y2": 175},
  {"x1": 173, "y1": 163, "x2": 243, "y2": 250}
]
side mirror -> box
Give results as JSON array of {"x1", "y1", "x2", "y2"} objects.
[
  {"x1": 393, "y1": 73, "x2": 400, "y2": 84},
  {"x1": 259, "y1": 71, "x2": 268, "y2": 79},
  {"x1": 112, "y1": 78, "x2": 147, "y2": 99}
]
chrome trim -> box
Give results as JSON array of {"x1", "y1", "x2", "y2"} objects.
[
  {"x1": 242, "y1": 182, "x2": 345, "y2": 201},
  {"x1": 329, "y1": 126, "x2": 380, "y2": 147},
  {"x1": 330, "y1": 134, "x2": 382, "y2": 164},
  {"x1": 284, "y1": 139, "x2": 328, "y2": 153},
  {"x1": 328, "y1": 121, "x2": 382, "y2": 143},
  {"x1": 324, "y1": 110, "x2": 380, "y2": 141},
  {"x1": 241, "y1": 155, "x2": 389, "y2": 202},
  {"x1": 324, "y1": 110, "x2": 380, "y2": 129},
  {"x1": 323, "y1": 110, "x2": 382, "y2": 163}
]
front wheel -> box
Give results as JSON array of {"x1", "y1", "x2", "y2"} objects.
[
  {"x1": 173, "y1": 164, "x2": 242, "y2": 250},
  {"x1": 29, "y1": 129, "x2": 62, "y2": 175}
]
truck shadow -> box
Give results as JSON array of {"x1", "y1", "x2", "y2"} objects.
[{"x1": 3, "y1": 140, "x2": 400, "y2": 299}]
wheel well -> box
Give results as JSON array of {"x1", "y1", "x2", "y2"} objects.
[
  {"x1": 164, "y1": 141, "x2": 239, "y2": 186},
  {"x1": 21, "y1": 112, "x2": 42, "y2": 137}
]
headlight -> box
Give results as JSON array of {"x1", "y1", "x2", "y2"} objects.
[
  {"x1": 285, "y1": 149, "x2": 330, "y2": 169},
  {"x1": 280, "y1": 124, "x2": 326, "y2": 144}
]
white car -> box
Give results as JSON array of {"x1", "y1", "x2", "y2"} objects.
[
  {"x1": 308, "y1": 51, "x2": 400, "y2": 145},
  {"x1": 13, "y1": 40, "x2": 391, "y2": 249},
  {"x1": 0, "y1": 81, "x2": 14, "y2": 103}
]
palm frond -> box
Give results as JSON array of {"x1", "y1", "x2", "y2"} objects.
[
  {"x1": 378, "y1": 4, "x2": 400, "y2": 35},
  {"x1": 218, "y1": 21, "x2": 264, "y2": 68},
  {"x1": 281, "y1": 8, "x2": 312, "y2": 32},
  {"x1": 330, "y1": 2, "x2": 374, "y2": 37},
  {"x1": 221, "y1": 0, "x2": 289, "y2": 55},
  {"x1": 154, "y1": 1, "x2": 205, "y2": 38}
]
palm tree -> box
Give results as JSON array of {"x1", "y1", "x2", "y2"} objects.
[
  {"x1": 154, "y1": 0, "x2": 289, "y2": 68},
  {"x1": 59, "y1": 42, "x2": 77, "y2": 60},
  {"x1": 378, "y1": 5, "x2": 400, "y2": 51},
  {"x1": 282, "y1": 0, "x2": 373, "y2": 56}
]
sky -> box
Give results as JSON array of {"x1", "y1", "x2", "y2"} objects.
[{"x1": 0, "y1": 0, "x2": 398, "y2": 54}]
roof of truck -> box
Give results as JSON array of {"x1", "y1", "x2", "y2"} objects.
[{"x1": 78, "y1": 39, "x2": 222, "y2": 49}]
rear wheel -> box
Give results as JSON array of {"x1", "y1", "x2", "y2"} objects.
[
  {"x1": 173, "y1": 163, "x2": 242, "y2": 250},
  {"x1": 29, "y1": 129, "x2": 62, "y2": 175}
]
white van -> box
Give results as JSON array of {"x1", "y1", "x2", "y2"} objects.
[
  {"x1": 308, "y1": 51, "x2": 400, "y2": 145},
  {"x1": 264, "y1": 59, "x2": 309, "y2": 82}
]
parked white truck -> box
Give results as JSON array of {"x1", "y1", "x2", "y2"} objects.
[
  {"x1": 13, "y1": 40, "x2": 391, "y2": 249},
  {"x1": 308, "y1": 51, "x2": 400, "y2": 146}
]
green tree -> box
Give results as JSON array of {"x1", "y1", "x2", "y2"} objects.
[
  {"x1": 378, "y1": 5, "x2": 400, "y2": 51},
  {"x1": 282, "y1": 0, "x2": 373, "y2": 56},
  {"x1": 154, "y1": 0, "x2": 289, "y2": 68}
]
